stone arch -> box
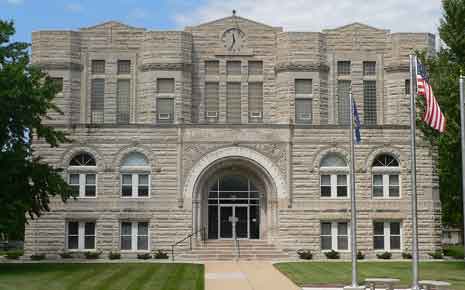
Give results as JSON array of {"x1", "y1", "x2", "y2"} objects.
[
  {"x1": 183, "y1": 146, "x2": 287, "y2": 201},
  {"x1": 365, "y1": 146, "x2": 405, "y2": 171},
  {"x1": 61, "y1": 144, "x2": 106, "y2": 171},
  {"x1": 311, "y1": 146, "x2": 350, "y2": 172},
  {"x1": 112, "y1": 144, "x2": 154, "y2": 169}
]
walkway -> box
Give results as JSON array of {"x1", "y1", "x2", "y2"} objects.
[{"x1": 205, "y1": 261, "x2": 300, "y2": 290}]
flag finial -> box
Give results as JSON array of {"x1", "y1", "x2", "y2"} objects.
[{"x1": 232, "y1": 10, "x2": 236, "y2": 16}]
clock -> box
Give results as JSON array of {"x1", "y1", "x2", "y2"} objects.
[{"x1": 222, "y1": 28, "x2": 245, "y2": 53}]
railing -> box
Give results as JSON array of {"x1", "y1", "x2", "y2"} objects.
[
  {"x1": 234, "y1": 226, "x2": 240, "y2": 259},
  {"x1": 171, "y1": 227, "x2": 206, "y2": 261}
]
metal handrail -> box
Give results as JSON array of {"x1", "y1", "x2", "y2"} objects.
[
  {"x1": 171, "y1": 227, "x2": 206, "y2": 261},
  {"x1": 234, "y1": 227, "x2": 240, "y2": 259}
]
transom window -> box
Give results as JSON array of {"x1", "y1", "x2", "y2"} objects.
[
  {"x1": 208, "y1": 175, "x2": 259, "y2": 205},
  {"x1": 70, "y1": 153, "x2": 96, "y2": 166},
  {"x1": 363, "y1": 61, "x2": 376, "y2": 76},
  {"x1": 337, "y1": 61, "x2": 351, "y2": 76},
  {"x1": 321, "y1": 221, "x2": 349, "y2": 251},
  {"x1": 373, "y1": 221, "x2": 401, "y2": 251},
  {"x1": 120, "y1": 152, "x2": 150, "y2": 198},
  {"x1": 320, "y1": 154, "x2": 349, "y2": 198},
  {"x1": 121, "y1": 221, "x2": 149, "y2": 251},
  {"x1": 66, "y1": 221, "x2": 96, "y2": 250},
  {"x1": 372, "y1": 154, "x2": 400, "y2": 198},
  {"x1": 68, "y1": 153, "x2": 97, "y2": 198}
]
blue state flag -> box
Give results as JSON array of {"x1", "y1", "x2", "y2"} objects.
[{"x1": 352, "y1": 99, "x2": 361, "y2": 144}]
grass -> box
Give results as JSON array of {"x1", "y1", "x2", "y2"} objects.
[
  {"x1": 275, "y1": 261, "x2": 465, "y2": 290},
  {"x1": 0, "y1": 263, "x2": 204, "y2": 290},
  {"x1": 444, "y1": 245, "x2": 465, "y2": 259}
]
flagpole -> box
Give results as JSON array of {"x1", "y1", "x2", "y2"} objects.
[
  {"x1": 409, "y1": 54, "x2": 420, "y2": 290},
  {"x1": 349, "y1": 89, "x2": 358, "y2": 288},
  {"x1": 460, "y1": 73, "x2": 465, "y2": 258}
]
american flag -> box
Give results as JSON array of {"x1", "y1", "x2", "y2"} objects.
[
  {"x1": 416, "y1": 58, "x2": 446, "y2": 133},
  {"x1": 352, "y1": 98, "x2": 361, "y2": 144}
]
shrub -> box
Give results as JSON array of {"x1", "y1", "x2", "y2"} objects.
[
  {"x1": 60, "y1": 252, "x2": 73, "y2": 259},
  {"x1": 443, "y1": 246, "x2": 464, "y2": 259},
  {"x1": 376, "y1": 252, "x2": 392, "y2": 259},
  {"x1": 357, "y1": 251, "x2": 365, "y2": 260},
  {"x1": 402, "y1": 252, "x2": 412, "y2": 259},
  {"x1": 324, "y1": 250, "x2": 340, "y2": 259},
  {"x1": 137, "y1": 253, "x2": 152, "y2": 260},
  {"x1": 428, "y1": 250, "x2": 443, "y2": 259},
  {"x1": 154, "y1": 250, "x2": 169, "y2": 259},
  {"x1": 108, "y1": 252, "x2": 121, "y2": 260},
  {"x1": 30, "y1": 254, "x2": 46, "y2": 261},
  {"x1": 5, "y1": 250, "x2": 23, "y2": 260},
  {"x1": 296, "y1": 249, "x2": 313, "y2": 260},
  {"x1": 84, "y1": 251, "x2": 102, "y2": 259}
]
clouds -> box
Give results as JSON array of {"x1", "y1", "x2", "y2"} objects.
[
  {"x1": 6, "y1": 0, "x2": 24, "y2": 5},
  {"x1": 174, "y1": 0, "x2": 442, "y2": 33}
]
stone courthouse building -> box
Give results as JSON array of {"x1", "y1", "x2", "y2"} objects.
[{"x1": 24, "y1": 14, "x2": 441, "y2": 259}]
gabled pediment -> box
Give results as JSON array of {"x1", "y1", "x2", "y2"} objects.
[
  {"x1": 80, "y1": 21, "x2": 144, "y2": 31},
  {"x1": 190, "y1": 15, "x2": 280, "y2": 31},
  {"x1": 323, "y1": 22, "x2": 389, "y2": 34}
]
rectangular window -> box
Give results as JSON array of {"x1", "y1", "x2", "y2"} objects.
[
  {"x1": 363, "y1": 80, "x2": 377, "y2": 125},
  {"x1": 138, "y1": 174, "x2": 149, "y2": 197},
  {"x1": 69, "y1": 174, "x2": 80, "y2": 195},
  {"x1": 248, "y1": 82, "x2": 263, "y2": 123},
  {"x1": 121, "y1": 174, "x2": 133, "y2": 197},
  {"x1": 117, "y1": 79, "x2": 130, "y2": 124},
  {"x1": 320, "y1": 175, "x2": 331, "y2": 197},
  {"x1": 120, "y1": 221, "x2": 149, "y2": 251},
  {"x1": 372, "y1": 174, "x2": 400, "y2": 198},
  {"x1": 227, "y1": 61, "x2": 241, "y2": 75},
  {"x1": 227, "y1": 82, "x2": 241, "y2": 123},
  {"x1": 295, "y1": 79, "x2": 312, "y2": 95},
  {"x1": 320, "y1": 221, "x2": 349, "y2": 251},
  {"x1": 248, "y1": 61, "x2": 263, "y2": 75},
  {"x1": 68, "y1": 173, "x2": 97, "y2": 198},
  {"x1": 121, "y1": 173, "x2": 150, "y2": 197},
  {"x1": 337, "y1": 80, "x2": 351, "y2": 125},
  {"x1": 295, "y1": 99, "x2": 312, "y2": 124},
  {"x1": 363, "y1": 61, "x2": 376, "y2": 76},
  {"x1": 66, "y1": 221, "x2": 96, "y2": 250},
  {"x1": 205, "y1": 61, "x2": 219, "y2": 75},
  {"x1": 205, "y1": 82, "x2": 219, "y2": 121},
  {"x1": 336, "y1": 175, "x2": 348, "y2": 197},
  {"x1": 91, "y1": 60, "x2": 105, "y2": 74},
  {"x1": 405, "y1": 79, "x2": 411, "y2": 95},
  {"x1": 320, "y1": 174, "x2": 348, "y2": 198},
  {"x1": 373, "y1": 221, "x2": 402, "y2": 251},
  {"x1": 117, "y1": 60, "x2": 131, "y2": 74},
  {"x1": 337, "y1": 61, "x2": 351, "y2": 76},
  {"x1": 157, "y1": 98, "x2": 174, "y2": 123},
  {"x1": 157, "y1": 78, "x2": 175, "y2": 94},
  {"x1": 85, "y1": 174, "x2": 96, "y2": 197},
  {"x1": 91, "y1": 78, "x2": 105, "y2": 123},
  {"x1": 51, "y1": 77, "x2": 63, "y2": 93}
]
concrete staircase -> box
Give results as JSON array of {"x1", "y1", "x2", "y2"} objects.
[{"x1": 175, "y1": 239, "x2": 291, "y2": 261}]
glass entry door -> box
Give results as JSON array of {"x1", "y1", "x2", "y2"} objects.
[
  {"x1": 218, "y1": 205, "x2": 249, "y2": 239},
  {"x1": 219, "y1": 206, "x2": 233, "y2": 239}
]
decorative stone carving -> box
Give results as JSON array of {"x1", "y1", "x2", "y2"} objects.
[
  {"x1": 138, "y1": 63, "x2": 192, "y2": 72},
  {"x1": 275, "y1": 62, "x2": 330, "y2": 73}
]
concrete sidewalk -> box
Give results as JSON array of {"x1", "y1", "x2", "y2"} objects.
[{"x1": 205, "y1": 261, "x2": 300, "y2": 290}]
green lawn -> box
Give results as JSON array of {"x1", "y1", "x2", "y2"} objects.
[
  {"x1": 275, "y1": 261, "x2": 465, "y2": 290},
  {"x1": 444, "y1": 245, "x2": 465, "y2": 259},
  {"x1": 0, "y1": 263, "x2": 204, "y2": 290}
]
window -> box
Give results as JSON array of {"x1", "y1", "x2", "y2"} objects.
[
  {"x1": 248, "y1": 61, "x2": 263, "y2": 75},
  {"x1": 319, "y1": 154, "x2": 348, "y2": 198},
  {"x1": 91, "y1": 60, "x2": 105, "y2": 74},
  {"x1": 227, "y1": 82, "x2": 241, "y2": 123},
  {"x1": 372, "y1": 154, "x2": 400, "y2": 198},
  {"x1": 337, "y1": 80, "x2": 351, "y2": 125},
  {"x1": 157, "y1": 78, "x2": 174, "y2": 94},
  {"x1": 205, "y1": 61, "x2": 219, "y2": 75},
  {"x1": 227, "y1": 61, "x2": 241, "y2": 75},
  {"x1": 405, "y1": 79, "x2": 411, "y2": 95},
  {"x1": 117, "y1": 60, "x2": 131, "y2": 74},
  {"x1": 248, "y1": 82, "x2": 263, "y2": 122},
  {"x1": 321, "y1": 221, "x2": 349, "y2": 251},
  {"x1": 66, "y1": 221, "x2": 96, "y2": 250},
  {"x1": 91, "y1": 78, "x2": 105, "y2": 123},
  {"x1": 295, "y1": 99, "x2": 312, "y2": 124},
  {"x1": 337, "y1": 61, "x2": 351, "y2": 76},
  {"x1": 363, "y1": 61, "x2": 376, "y2": 76},
  {"x1": 295, "y1": 79, "x2": 312, "y2": 95},
  {"x1": 363, "y1": 80, "x2": 377, "y2": 125},
  {"x1": 51, "y1": 77, "x2": 63, "y2": 93},
  {"x1": 205, "y1": 82, "x2": 219, "y2": 121},
  {"x1": 157, "y1": 98, "x2": 174, "y2": 123},
  {"x1": 373, "y1": 221, "x2": 401, "y2": 251},
  {"x1": 68, "y1": 153, "x2": 97, "y2": 198},
  {"x1": 120, "y1": 152, "x2": 150, "y2": 198},
  {"x1": 117, "y1": 79, "x2": 130, "y2": 124},
  {"x1": 120, "y1": 222, "x2": 149, "y2": 251}
]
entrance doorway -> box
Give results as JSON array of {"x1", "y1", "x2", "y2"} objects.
[{"x1": 207, "y1": 175, "x2": 260, "y2": 239}]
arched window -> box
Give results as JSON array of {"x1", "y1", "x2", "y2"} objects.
[
  {"x1": 372, "y1": 154, "x2": 400, "y2": 198},
  {"x1": 120, "y1": 152, "x2": 150, "y2": 198},
  {"x1": 319, "y1": 153, "x2": 348, "y2": 198},
  {"x1": 68, "y1": 152, "x2": 97, "y2": 198}
]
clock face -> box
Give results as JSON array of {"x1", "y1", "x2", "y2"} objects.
[{"x1": 222, "y1": 28, "x2": 245, "y2": 52}]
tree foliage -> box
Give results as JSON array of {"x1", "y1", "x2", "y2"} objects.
[
  {"x1": 0, "y1": 20, "x2": 75, "y2": 239},
  {"x1": 419, "y1": 0, "x2": 465, "y2": 226}
]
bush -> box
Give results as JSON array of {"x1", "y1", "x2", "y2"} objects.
[
  {"x1": 428, "y1": 250, "x2": 443, "y2": 259},
  {"x1": 108, "y1": 252, "x2": 121, "y2": 260},
  {"x1": 324, "y1": 250, "x2": 340, "y2": 259},
  {"x1": 443, "y1": 246, "x2": 465, "y2": 259},
  {"x1": 376, "y1": 252, "x2": 392, "y2": 259},
  {"x1": 5, "y1": 250, "x2": 23, "y2": 260},
  {"x1": 30, "y1": 254, "x2": 46, "y2": 261},
  {"x1": 137, "y1": 253, "x2": 152, "y2": 260},
  {"x1": 154, "y1": 250, "x2": 169, "y2": 259},
  {"x1": 296, "y1": 249, "x2": 313, "y2": 260},
  {"x1": 84, "y1": 251, "x2": 102, "y2": 259},
  {"x1": 60, "y1": 252, "x2": 73, "y2": 259},
  {"x1": 402, "y1": 252, "x2": 412, "y2": 259},
  {"x1": 357, "y1": 251, "x2": 365, "y2": 260}
]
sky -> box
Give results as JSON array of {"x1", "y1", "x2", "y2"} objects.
[{"x1": 1, "y1": 0, "x2": 443, "y2": 43}]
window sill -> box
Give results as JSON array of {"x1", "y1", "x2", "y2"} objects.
[
  {"x1": 65, "y1": 249, "x2": 98, "y2": 252},
  {"x1": 320, "y1": 197, "x2": 350, "y2": 200},
  {"x1": 374, "y1": 249, "x2": 402, "y2": 253},
  {"x1": 321, "y1": 249, "x2": 350, "y2": 253},
  {"x1": 372, "y1": 197, "x2": 402, "y2": 200},
  {"x1": 74, "y1": 196, "x2": 98, "y2": 199},
  {"x1": 120, "y1": 250, "x2": 151, "y2": 253},
  {"x1": 120, "y1": 196, "x2": 151, "y2": 199}
]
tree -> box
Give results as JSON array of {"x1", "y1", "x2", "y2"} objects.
[
  {"x1": 419, "y1": 0, "x2": 465, "y2": 226},
  {"x1": 0, "y1": 20, "x2": 75, "y2": 240}
]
